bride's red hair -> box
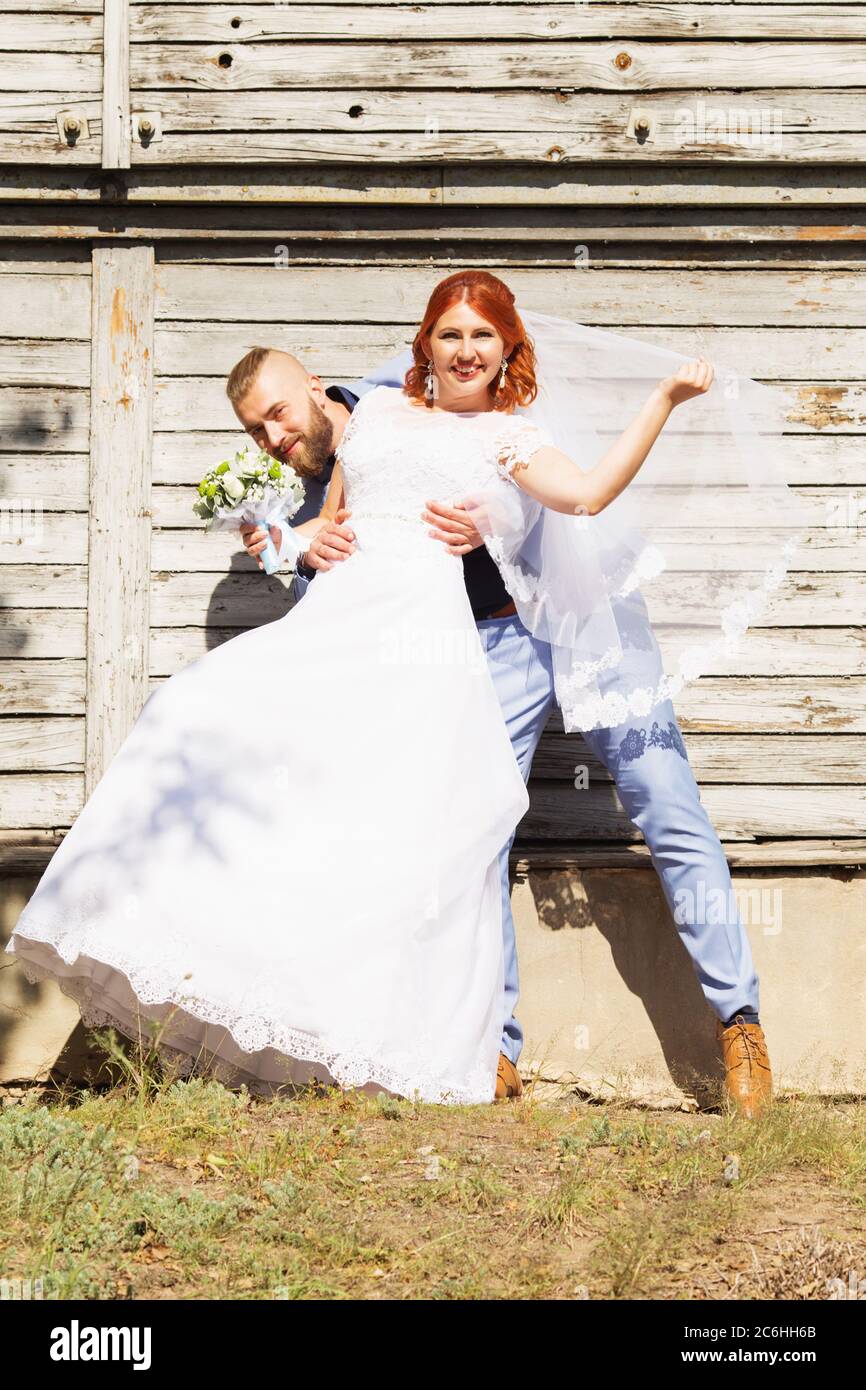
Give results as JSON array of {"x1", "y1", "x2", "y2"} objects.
[{"x1": 404, "y1": 270, "x2": 538, "y2": 411}]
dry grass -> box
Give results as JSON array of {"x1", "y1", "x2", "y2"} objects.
[{"x1": 1, "y1": 1029, "x2": 864, "y2": 1301}]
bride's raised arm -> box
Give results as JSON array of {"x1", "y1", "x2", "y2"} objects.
[{"x1": 508, "y1": 357, "x2": 713, "y2": 517}]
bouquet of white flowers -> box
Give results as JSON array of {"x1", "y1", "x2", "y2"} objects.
[{"x1": 193, "y1": 445, "x2": 306, "y2": 574}]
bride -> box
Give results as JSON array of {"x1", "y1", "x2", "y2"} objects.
[{"x1": 5, "y1": 273, "x2": 716, "y2": 1105}]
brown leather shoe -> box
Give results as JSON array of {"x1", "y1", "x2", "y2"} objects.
[
  {"x1": 716, "y1": 1015, "x2": 773, "y2": 1118},
  {"x1": 494, "y1": 1052, "x2": 523, "y2": 1100}
]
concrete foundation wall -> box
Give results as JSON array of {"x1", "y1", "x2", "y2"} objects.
[{"x1": 2, "y1": 869, "x2": 865, "y2": 1102}]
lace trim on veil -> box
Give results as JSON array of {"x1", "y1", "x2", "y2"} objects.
[{"x1": 485, "y1": 533, "x2": 801, "y2": 732}]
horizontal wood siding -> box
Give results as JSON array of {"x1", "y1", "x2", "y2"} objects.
[
  {"x1": 4, "y1": 3, "x2": 866, "y2": 166},
  {"x1": 0, "y1": 3, "x2": 862, "y2": 867},
  {"x1": 141, "y1": 246, "x2": 866, "y2": 860},
  {"x1": 0, "y1": 252, "x2": 91, "y2": 838}
]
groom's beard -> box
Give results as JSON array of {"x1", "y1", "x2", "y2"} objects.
[{"x1": 275, "y1": 398, "x2": 334, "y2": 479}]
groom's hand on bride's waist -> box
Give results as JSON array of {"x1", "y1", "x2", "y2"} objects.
[
  {"x1": 304, "y1": 510, "x2": 356, "y2": 571},
  {"x1": 422, "y1": 499, "x2": 484, "y2": 556}
]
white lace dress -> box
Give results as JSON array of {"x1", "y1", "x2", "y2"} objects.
[{"x1": 6, "y1": 386, "x2": 552, "y2": 1104}]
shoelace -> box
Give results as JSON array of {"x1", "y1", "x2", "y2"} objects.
[{"x1": 725, "y1": 1020, "x2": 769, "y2": 1070}]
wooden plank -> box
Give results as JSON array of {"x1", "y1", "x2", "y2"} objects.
[
  {"x1": 151, "y1": 477, "x2": 844, "y2": 539},
  {"x1": 0, "y1": 661, "x2": 85, "y2": 714},
  {"x1": 3, "y1": 1, "x2": 101, "y2": 10},
  {"x1": 0, "y1": 274, "x2": 90, "y2": 338},
  {"x1": 151, "y1": 373, "x2": 866, "y2": 438},
  {"x1": 132, "y1": 89, "x2": 866, "y2": 145},
  {"x1": 150, "y1": 524, "x2": 865, "y2": 572},
  {"x1": 0, "y1": 829, "x2": 65, "y2": 872},
  {"x1": 8, "y1": 200, "x2": 859, "y2": 249},
  {"x1": 0, "y1": 93, "x2": 102, "y2": 130},
  {"x1": 0, "y1": 515, "x2": 87, "y2": 565},
  {"x1": 144, "y1": 671, "x2": 866, "y2": 733},
  {"x1": 0, "y1": 389, "x2": 89, "y2": 453},
  {"x1": 0, "y1": 166, "x2": 443, "y2": 204},
  {"x1": 0, "y1": 247, "x2": 92, "y2": 272},
  {"x1": 149, "y1": 323, "x2": 866, "y2": 387},
  {"x1": 130, "y1": 6, "x2": 866, "y2": 43},
  {"x1": 0, "y1": 55, "x2": 101, "y2": 94},
  {"x1": 0, "y1": 343, "x2": 89, "y2": 388},
  {"x1": 788, "y1": 384, "x2": 866, "y2": 432},
  {"x1": 0, "y1": 456, "x2": 89, "y2": 507},
  {"x1": 150, "y1": 243, "x2": 866, "y2": 272},
  {"x1": 0, "y1": 565, "x2": 86, "y2": 607},
  {"x1": 152, "y1": 428, "x2": 866, "y2": 490},
  {"x1": 543, "y1": 680, "x2": 866, "y2": 734},
  {"x1": 103, "y1": 0, "x2": 131, "y2": 170},
  {"x1": 155, "y1": 265, "x2": 866, "y2": 325},
  {"x1": 146, "y1": 568, "x2": 865, "y2": 629},
  {"x1": 0, "y1": 90, "x2": 102, "y2": 164},
  {"x1": 0, "y1": 611, "x2": 86, "y2": 658},
  {"x1": 86, "y1": 245, "x2": 154, "y2": 793},
  {"x1": 132, "y1": 130, "x2": 866, "y2": 165},
  {"x1": 149, "y1": 624, "x2": 866, "y2": 677},
  {"x1": 0, "y1": 774, "x2": 83, "y2": 829},
  {"x1": 150, "y1": 568, "x2": 293, "y2": 626},
  {"x1": 444, "y1": 164, "x2": 866, "y2": 206},
  {"x1": 530, "y1": 733, "x2": 866, "y2": 784},
  {"x1": 0, "y1": 12, "x2": 102, "y2": 50},
  {"x1": 154, "y1": 322, "x2": 411, "y2": 378},
  {"x1": 519, "y1": 784, "x2": 866, "y2": 839},
  {"x1": 0, "y1": 717, "x2": 84, "y2": 771},
  {"x1": 6, "y1": 165, "x2": 864, "y2": 208},
  {"x1": 3, "y1": 828, "x2": 861, "y2": 872},
  {"x1": 130, "y1": 42, "x2": 866, "y2": 92},
  {"x1": 514, "y1": 840, "x2": 866, "y2": 869},
  {"x1": 127, "y1": 82, "x2": 866, "y2": 162},
  {"x1": 126, "y1": 0, "x2": 863, "y2": 6}
]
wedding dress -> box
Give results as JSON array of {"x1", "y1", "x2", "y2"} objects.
[{"x1": 6, "y1": 386, "x2": 554, "y2": 1105}]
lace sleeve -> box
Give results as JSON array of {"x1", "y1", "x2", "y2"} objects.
[{"x1": 493, "y1": 416, "x2": 554, "y2": 481}]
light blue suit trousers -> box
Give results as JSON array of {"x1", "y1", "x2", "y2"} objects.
[
  {"x1": 476, "y1": 614, "x2": 759, "y2": 1063},
  {"x1": 291, "y1": 356, "x2": 761, "y2": 1062}
]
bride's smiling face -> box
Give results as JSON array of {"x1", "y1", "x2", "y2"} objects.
[{"x1": 424, "y1": 302, "x2": 508, "y2": 408}]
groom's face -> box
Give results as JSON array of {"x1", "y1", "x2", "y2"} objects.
[{"x1": 233, "y1": 358, "x2": 334, "y2": 479}]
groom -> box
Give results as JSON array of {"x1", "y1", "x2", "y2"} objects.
[{"x1": 227, "y1": 345, "x2": 773, "y2": 1118}]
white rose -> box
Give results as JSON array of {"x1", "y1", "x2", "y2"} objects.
[{"x1": 222, "y1": 472, "x2": 245, "y2": 502}]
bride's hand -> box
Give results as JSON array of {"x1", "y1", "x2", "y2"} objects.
[
  {"x1": 656, "y1": 356, "x2": 714, "y2": 409},
  {"x1": 422, "y1": 499, "x2": 484, "y2": 555}
]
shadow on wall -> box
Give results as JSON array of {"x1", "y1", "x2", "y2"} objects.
[
  {"x1": 0, "y1": 877, "x2": 115, "y2": 1087},
  {"x1": 523, "y1": 863, "x2": 725, "y2": 1103},
  {"x1": 202, "y1": 548, "x2": 295, "y2": 654},
  {"x1": 0, "y1": 403, "x2": 73, "y2": 656}
]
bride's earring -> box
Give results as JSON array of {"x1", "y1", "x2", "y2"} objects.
[
  {"x1": 425, "y1": 358, "x2": 435, "y2": 399},
  {"x1": 497, "y1": 357, "x2": 508, "y2": 393}
]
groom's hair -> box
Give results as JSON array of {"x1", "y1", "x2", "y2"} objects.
[{"x1": 226, "y1": 346, "x2": 306, "y2": 404}]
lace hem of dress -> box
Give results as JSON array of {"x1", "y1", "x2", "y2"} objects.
[{"x1": 10, "y1": 936, "x2": 495, "y2": 1107}]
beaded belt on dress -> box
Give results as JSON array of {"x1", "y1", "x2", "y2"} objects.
[{"x1": 352, "y1": 511, "x2": 423, "y2": 523}]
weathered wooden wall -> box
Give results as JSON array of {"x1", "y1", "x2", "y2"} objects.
[
  {"x1": 0, "y1": 0, "x2": 864, "y2": 874},
  {"x1": 4, "y1": 1, "x2": 866, "y2": 166}
]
